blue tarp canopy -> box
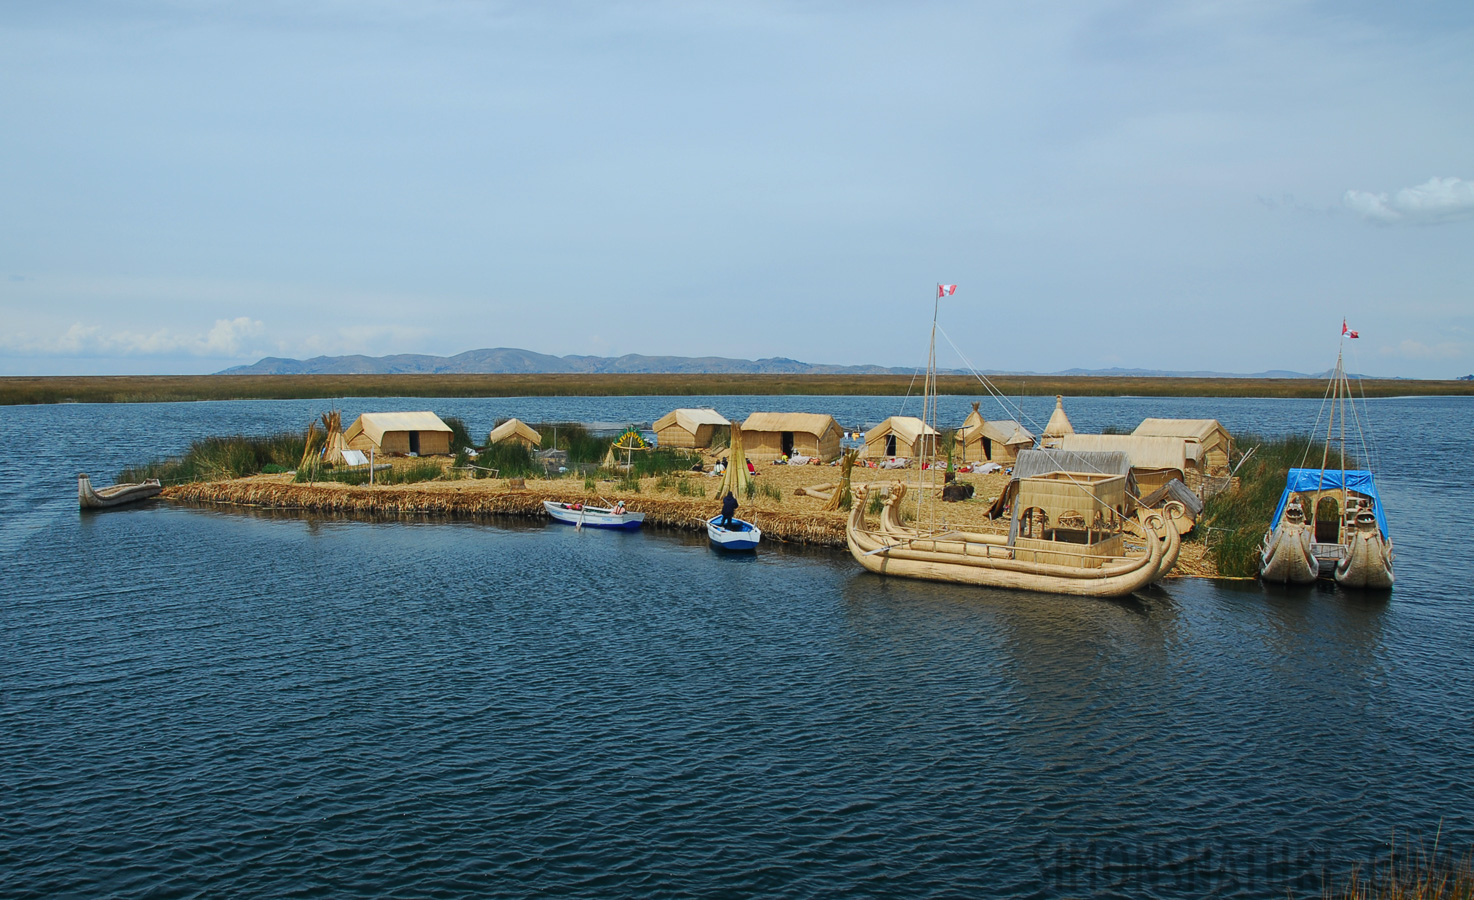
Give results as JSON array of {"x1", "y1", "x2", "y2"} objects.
[{"x1": 1271, "y1": 468, "x2": 1388, "y2": 538}]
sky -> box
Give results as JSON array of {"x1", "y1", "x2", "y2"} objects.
[{"x1": 2, "y1": 0, "x2": 1472, "y2": 378}]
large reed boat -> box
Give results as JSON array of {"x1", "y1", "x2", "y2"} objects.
[{"x1": 844, "y1": 284, "x2": 1183, "y2": 598}]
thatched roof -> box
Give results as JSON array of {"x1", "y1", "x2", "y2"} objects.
[
  {"x1": 653, "y1": 408, "x2": 730, "y2": 432},
  {"x1": 1011, "y1": 448, "x2": 1132, "y2": 480},
  {"x1": 1139, "y1": 479, "x2": 1205, "y2": 516},
  {"x1": 741, "y1": 412, "x2": 841, "y2": 437},
  {"x1": 345, "y1": 411, "x2": 452, "y2": 445},
  {"x1": 1058, "y1": 434, "x2": 1190, "y2": 471},
  {"x1": 488, "y1": 418, "x2": 542, "y2": 446},
  {"x1": 1133, "y1": 418, "x2": 1229, "y2": 443},
  {"x1": 866, "y1": 416, "x2": 939, "y2": 444},
  {"x1": 1042, "y1": 395, "x2": 1075, "y2": 438},
  {"x1": 986, "y1": 448, "x2": 1136, "y2": 518},
  {"x1": 958, "y1": 403, "x2": 1034, "y2": 446}
]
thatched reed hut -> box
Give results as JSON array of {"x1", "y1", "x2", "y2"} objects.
[
  {"x1": 1132, "y1": 418, "x2": 1232, "y2": 474},
  {"x1": 957, "y1": 401, "x2": 1035, "y2": 464},
  {"x1": 653, "y1": 408, "x2": 730, "y2": 450},
  {"x1": 344, "y1": 411, "x2": 454, "y2": 456},
  {"x1": 740, "y1": 412, "x2": 842, "y2": 462},
  {"x1": 1041, "y1": 396, "x2": 1076, "y2": 449},
  {"x1": 1057, "y1": 433, "x2": 1191, "y2": 498},
  {"x1": 861, "y1": 416, "x2": 939, "y2": 460},
  {"x1": 488, "y1": 418, "x2": 542, "y2": 450},
  {"x1": 986, "y1": 449, "x2": 1136, "y2": 519}
]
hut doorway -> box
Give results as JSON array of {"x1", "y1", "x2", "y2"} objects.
[
  {"x1": 409, "y1": 431, "x2": 421, "y2": 455},
  {"x1": 885, "y1": 434, "x2": 897, "y2": 456},
  {"x1": 781, "y1": 431, "x2": 794, "y2": 456},
  {"x1": 981, "y1": 436, "x2": 993, "y2": 459}
]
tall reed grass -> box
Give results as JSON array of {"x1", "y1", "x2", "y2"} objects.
[
  {"x1": 1325, "y1": 835, "x2": 1474, "y2": 900},
  {"x1": 10, "y1": 373, "x2": 1472, "y2": 406},
  {"x1": 1195, "y1": 433, "x2": 1350, "y2": 577},
  {"x1": 119, "y1": 433, "x2": 307, "y2": 484}
]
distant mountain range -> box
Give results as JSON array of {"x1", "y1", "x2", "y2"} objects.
[{"x1": 217, "y1": 348, "x2": 1364, "y2": 379}]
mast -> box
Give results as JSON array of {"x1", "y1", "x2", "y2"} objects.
[{"x1": 916, "y1": 285, "x2": 942, "y2": 526}]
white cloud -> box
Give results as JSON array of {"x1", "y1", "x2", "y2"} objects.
[
  {"x1": 1378, "y1": 338, "x2": 1466, "y2": 360},
  {"x1": 1344, "y1": 177, "x2": 1474, "y2": 225},
  {"x1": 0, "y1": 317, "x2": 267, "y2": 358}
]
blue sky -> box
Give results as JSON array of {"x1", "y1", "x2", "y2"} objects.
[{"x1": 2, "y1": 1, "x2": 1471, "y2": 377}]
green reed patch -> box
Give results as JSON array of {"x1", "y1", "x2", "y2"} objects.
[
  {"x1": 1194, "y1": 433, "x2": 1351, "y2": 577},
  {"x1": 120, "y1": 432, "x2": 307, "y2": 485}
]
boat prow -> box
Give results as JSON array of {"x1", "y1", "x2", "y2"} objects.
[
  {"x1": 1259, "y1": 501, "x2": 1319, "y2": 584},
  {"x1": 78, "y1": 473, "x2": 163, "y2": 510},
  {"x1": 1335, "y1": 510, "x2": 1394, "y2": 589}
]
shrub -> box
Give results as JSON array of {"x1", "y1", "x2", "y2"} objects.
[
  {"x1": 477, "y1": 441, "x2": 541, "y2": 479},
  {"x1": 443, "y1": 416, "x2": 475, "y2": 453},
  {"x1": 536, "y1": 422, "x2": 613, "y2": 465}
]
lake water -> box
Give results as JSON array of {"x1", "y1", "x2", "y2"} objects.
[{"x1": 2, "y1": 394, "x2": 1471, "y2": 898}]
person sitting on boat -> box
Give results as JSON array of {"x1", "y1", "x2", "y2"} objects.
[
  {"x1": 613, "y1": 500, "x2": 626, "y2": 515},
  {"x1": 571, "y1": 502, "x2": 582, "y2": 511},
  {"x1": 720, "y1": 491, "x2": 738, "y2": 529}
]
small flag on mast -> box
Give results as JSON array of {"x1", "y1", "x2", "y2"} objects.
[
  {"x1": 1342, "y1": 319, "x2": 1359, "y2": 339},
  {"x1": 938, "y1": 284, "x2": 957, "y2": 298}
]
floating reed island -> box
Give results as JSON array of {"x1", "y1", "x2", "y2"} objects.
[{"x1": 129, "y1": 401, "x2": 1368, "y2": 581}]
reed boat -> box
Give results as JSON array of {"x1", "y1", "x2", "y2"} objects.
[
  {"x1": 78, "y1": 472, "x2": 162, "y2": 509},
  {"x1": 1262, "y1": 468, "x2": 1392, "y2": 589},
  {"x1": 708, "y1": 515, "x2": 761, "y2": 551},
  {"x1": 847, "y1": 479, "x2": 1181, "y2": 598},
  {"x1": 543, "y1": 500, "x2": 645, "y2": 530},
  {"x1": 842, "y1": 282, "x2": 1182, "y2": 597},
  {"x1": 1259, "y1": 334, "x2": 1393, "y2": 590}
]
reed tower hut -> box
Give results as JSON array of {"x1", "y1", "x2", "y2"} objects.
[
  {"x1": 487, "y1": 418, "x2": 542, "y2": 450},
  {"x1": 956, "y1": 402, "x2": 1035, "y2": 464},
  {"x1": 1132, "y1": 418, "x2": 1232, "y2": 474},
  {"x1": 986, "y1": 449, "x2": 1135, "y2": 519},
  {"x1": 652, "y1": 408, "x2": 730, "y2": 450},
  {"x1": 740, "y1": 412, "x2": 842, "y2": 462},
  {"x1": 343, "y1": 411, "x2": 454, "y2": 456},
  {"x1": 861, "y1": 416, "x2": 939, "y2": 460},
  {"x1": 1041, "y1": 396, "x2": 1076, "y2": 449}
]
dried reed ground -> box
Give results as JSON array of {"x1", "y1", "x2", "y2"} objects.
[{"x1": 165, "y1": 454, "x2": 1213, "y2": 576}]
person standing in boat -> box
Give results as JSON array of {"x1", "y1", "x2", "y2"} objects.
[{"x1": 720, "y1": 491, "x2": 738, "y2": 529}]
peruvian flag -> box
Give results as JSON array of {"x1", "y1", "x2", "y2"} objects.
[
  {"x1": 938, "y1": 284, "x2": 957, "y2": 298},
  {"x1": 1342, "y1": 319, "x2": 1359, "y2": 339}
]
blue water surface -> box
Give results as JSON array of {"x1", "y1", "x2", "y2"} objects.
[{"x1": 1, "y1": 394, "x2": 1470, "y2": 899}]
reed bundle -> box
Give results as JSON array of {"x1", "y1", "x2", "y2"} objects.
[{"x1": 162, "y1": 481, "x2": 851, "y2": 546}]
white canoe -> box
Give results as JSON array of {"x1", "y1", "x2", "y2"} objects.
[
  {"x1": 708, "y1": 516, "x2": 761, "y2": 551},
  {"x1": 543, "y1": 500, "x2": 645, "y2": 530}
]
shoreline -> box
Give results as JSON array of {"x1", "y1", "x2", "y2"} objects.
[
  {"x1": 10, "y1": 372, "x2": 1474, "y2": 405},
  {"x1": 162, "y1": 474, "x2": 1220, "y2": 577}
]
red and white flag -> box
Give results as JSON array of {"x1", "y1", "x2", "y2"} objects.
[
  {"x1": 938, "y1": 284, "x2": 957, "y2": 298},
  {"x1": 1342, "y1": 319, "x2": 1359, "y2": 339}
]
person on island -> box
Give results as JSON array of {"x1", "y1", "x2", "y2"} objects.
[{"x1": 720, "y1": 491, "x2": 738, "y2": 529}]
